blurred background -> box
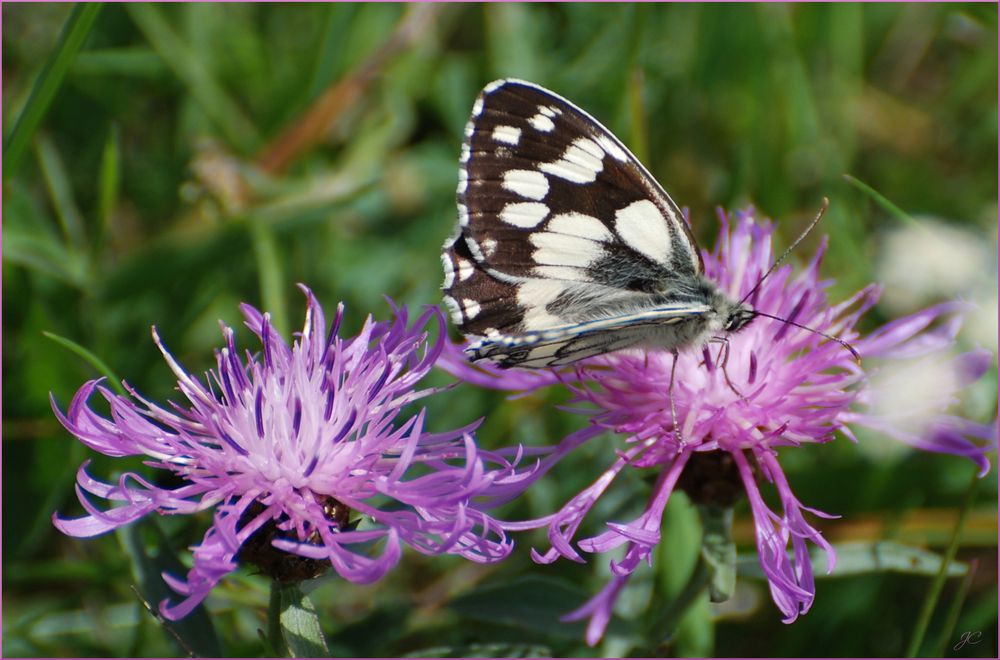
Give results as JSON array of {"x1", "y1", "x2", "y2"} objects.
[{"x1": 3, "y1": 3, "x2": 997, "y2": 657}]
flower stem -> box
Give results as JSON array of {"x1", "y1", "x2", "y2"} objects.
[
  {"x1": 905, "y1": 467, "x2": 979, "y2": 657},
  {"x1": 932, "y1": 558, "x2": 978, "y2": 657},
  {"x1": 267, "y1": 580, "x2": 285, "y2": 657}
]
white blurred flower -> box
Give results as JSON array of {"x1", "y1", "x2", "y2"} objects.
[{"x1": 876, "y1": 216, "x2": 997, "y2": 352}]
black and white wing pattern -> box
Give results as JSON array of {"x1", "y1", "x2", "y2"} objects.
[{"x1": 441, "y1": 79, "x2": 720, "y2": 368}]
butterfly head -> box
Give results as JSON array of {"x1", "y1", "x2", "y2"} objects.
[
  {"x1": 723, "y1": 303, "x2": 756, "y2": 334},
  {"x1": 706, "y1": 287, "x2": 756, "y2": 337}
]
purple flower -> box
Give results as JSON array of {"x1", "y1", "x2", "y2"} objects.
[
  {"x1": 52, "y1": 286, "x2": 515, "y2": 619},
  {"x1": 441, "y1": 209, "x2": 995, "y2": 644}
]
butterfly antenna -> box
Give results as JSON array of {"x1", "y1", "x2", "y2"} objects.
[
  {"x1": 738, "y1": 197, "x2": 830, "y2": 307},
  {"x1": 752, "y1": 310, "x2": 861, "y2": 362},
  {"x1": 735, "y1": 198, "x2": 859, "y2": 363}
]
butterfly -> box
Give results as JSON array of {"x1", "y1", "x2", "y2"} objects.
[{"x1": 440, "y1": 79, "x2": 760, "y2": 369}]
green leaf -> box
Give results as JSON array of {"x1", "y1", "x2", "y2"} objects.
[
  {"x1": 736, "y1": 541, "x2": 969, "y2": 580},
  {"x1": 657, "y1": 493, "x2": 700, "y2": 597},
  {"x1": 907, "y1": 468, "x2": 980, "y2": 657},
  {"x1": 697, "y1": 504, "x2": 736, "y2": 603},
  {"x1": 71, "y1": 46, "x2": 169, "y2": 78},
  {"x1": 305, "y1": 4, "x2": 360, "y2": 100},
  {"x1": 97, "y1": 124, "x2": 121, "y2": 239},
  {"x1": 448, "y1": 574, "x2": 632, "y2": 640},
  {"x1": 125, "y1": 3, "x2": 260, "y2": 152},
  {"x1": 248, "y1": 217, "x2": 289, "y2": 338},
  {"x1": 649, "y1": 494, "x2": 713, "y2": 657},
  {"x1": 404, "y1": 643, "x2": 552, "y2": 658},
  {"x1": 834, "y1": 542, "x2": 969, "y2": 578},
  {"x1": 42, "y1": 331, "x2": 124, "y2": 394},
  {"x1": 272, "y1": 581, "x2": 331, "y2": 658},
  {"x1": 117, "y1": 521, "x2": 223, "y2": 657},
  {"x1": 34, "y1": 132, "x2": 87, "y2": 250},
  {"x1": 2, "y1": 224, "x2": 89, "y2": 288},
  {"x1": 484, "y1": 4, "x2": 541, "y2": 82},
  {"x1": 3, "y1": 3, "x2": 103, "y2": 181},
  {"x1": 842, "y1": 174, "x2": 919, "y2": 226}
]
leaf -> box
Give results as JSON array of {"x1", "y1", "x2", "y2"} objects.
[
  {"x1": 71, "y1": 46, "x2": 169, "y2": 78},
  {"x1": 650, "y1": 495, "x2": 714, "y2": 657},
  {"x1": 484, "y1": 4, "x2": 540, "y2": 82},
  {"x1": 842, "y1": 174, "x2": 918, "y2": 226},
  {"x1": 273, "y1": 581, "x2": 331, "y2": 658},
  {"x1": 2, "y1": 225, "x2": 88, "y2": 288},
  {"x1": 248, "y1": 218, "x2": 289, "y2": 338},
  {"x1": 697, "y1": 504, "x2": 736, "y2": 603},
  {"x1": 736, "y1": 541, "x2": 969, "y2": 580},
  {"x1": 404, "y1": 642, "x2": 553, "y2": 658},
  {"x1": 448, "y1": 574, "x2": 632, "y2": 640},
  {"x1": 42, "y1": 331, "x2": 124, "y2": 394},
  {"x1": 125, "y1": 3, "x2": 260, "y2": 151},
  {"x1": 117, "y1": 521, "x2": 223, "y2": 657},
  {"x1": 98, "y1": 124, "x2": 121, "y2": 237},
  {"x1": 34, "y1": 133, "x2": 87, "y2": 250},
  {"x1": 3, "y1": 3, "x2": 103, "y2": 181}
]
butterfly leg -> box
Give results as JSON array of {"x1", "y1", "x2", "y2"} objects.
[
  {"x1": 715, "y1": 337, "x2": 729, "y2": 370},
  {"x1": 668, "y1": 349, "x2": 682, "y2": 444},
  {"x1": 710, "y1": 337, "x2": 747, "y2": 401}
]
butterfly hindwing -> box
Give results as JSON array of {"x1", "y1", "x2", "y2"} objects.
[
  {"x1": 467, "y1": 303, "x2": 712, "y2": 367},
  {"x1": 441, "y1": 230, "x2": 526, "y2": 336}
]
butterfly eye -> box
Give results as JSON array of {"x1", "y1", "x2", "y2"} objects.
[{"x1": 725, "y1": 308, "x2": 755, "y2": 333}]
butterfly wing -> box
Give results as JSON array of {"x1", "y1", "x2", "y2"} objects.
[
  {"x1": 442, "y1": 79, "x2": 708, "y2": 365},
  {"x1": 467, "y1": 302, "x2": 712, "y2": 368}
]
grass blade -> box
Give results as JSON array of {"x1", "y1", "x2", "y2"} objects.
[
  {"x1": 3, "y1": 3, "x2": 103, "y2": 181},
  {"x1": 843, "y1": 173, "x2": 919, "y2": 226},
  {"x1": 34, "y1": 133, "x2": 87, "y2": 250},
  {"x1": 126, "y1": 3, "x2": 260, "y2": 151},
  {"x1": 118, "y1": 522, "x2": 222, "y2": 657},
  {"x1": 42, "y1": 331, "x2": 124, "y2": 395},
  {"x1": 98, "y1": 124, "x2": 121, "y2": 241},
  {"x1": 249, "y1": 217, "x2": 288, "y2": 338},
  {"x1": 932, "y1": 559, "x2": 979, "y2": 656},
  {"x1": 905, "y1": 467, "x2": 980, "y2": 657}
]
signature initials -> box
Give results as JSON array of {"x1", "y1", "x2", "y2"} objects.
[{"x1": 953, "y1": 631, "x2": 982, "y2": 651}]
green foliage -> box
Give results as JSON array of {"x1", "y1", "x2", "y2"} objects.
[{"x1": 3, "y1": 3, "x2": 996, "y2": 657}]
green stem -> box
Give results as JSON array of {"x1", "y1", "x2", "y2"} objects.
[
  {"x1": 3, "y1": 3, "x2": 103, "y2": 181},
  {"x1": 932, "y1": 558, "x2": 978, "y2": 657},
  {"x1": 905, "y1": 467, "x2": 979, "y2": 657},
  {"x1": 267, "y1": 580, "x2": 286, "y2": 657},
  {"x1": 249, "y1": 217, "x2": 289, "y2": 338}
]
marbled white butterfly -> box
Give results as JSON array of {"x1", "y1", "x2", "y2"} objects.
[{"x1": 441, "y1": 79, "x2": 833, "y2": 369}]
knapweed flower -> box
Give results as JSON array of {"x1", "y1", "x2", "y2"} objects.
[
  {"x1": 52, "y1": 286, "x2": 515, "y2": 619},
  {"x1": 440, "y1": 209, "x2": 995, "y2": 645}
]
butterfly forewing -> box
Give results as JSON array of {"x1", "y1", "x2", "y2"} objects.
[{"x1": 443, "y1": 79, "x2": 718, "y2": 366}]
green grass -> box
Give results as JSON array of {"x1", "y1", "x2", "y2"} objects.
[{"x1": 3, "y1": 3, "x2": 997, "y2": 657}]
